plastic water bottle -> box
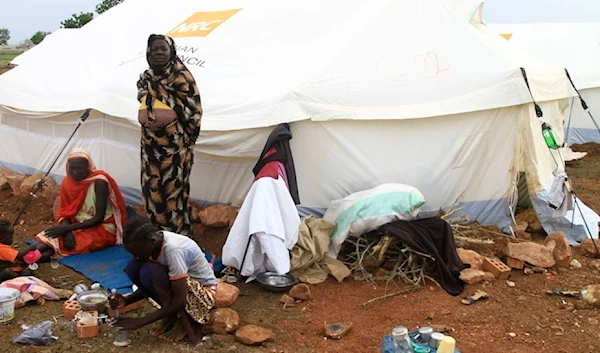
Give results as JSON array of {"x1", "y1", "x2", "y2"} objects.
[
  {"x1": 392, "y1": 326, "x2": 414, "y2": 353},
  {"x1": 382, "y1": 334, "x2": 396, "y2": 353},
  {"x1": 542, "y1": 122, "x2": 560, "y2": 150}
]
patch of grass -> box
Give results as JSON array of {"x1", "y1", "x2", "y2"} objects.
[{"x1": 0, "y1": 51, "x2": 22, "y2": 66}]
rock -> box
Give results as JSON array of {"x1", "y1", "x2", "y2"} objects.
[
  {"x1": 506, "y1": 242, "x2": 556, "y2": 268},
  {"x1": 204, "y1": 308, "x2": 240, "y2": 334},
  {"x1": 543, "y1": 232, "x2": 572, "y2": 268},
  {"x1": 569, "y1": 259, "x2": 582, "y2": 269},
  {"x1": 19, "y1": 173, "x2": 58, "y2": 197},
  {"x1": 482, "y1": 271, "x2": 496, "y2": 282},
  {"x1": 0, "y1": 175, "x2": 8, "y2": 190},
  {"x1": 190, "y1": 202, "x2": 202, "y2": 223},
  {"x1": 289, "y1": 283, "x2": 312, "y2": 301},
  {"x1": 581, "y1": 239, "x2": 600, "y2": 258},
  {"x1": 324, "y1": 322, "x2": 353, "y2": 339},
  {"x1": 459, "y1": 268, "x2": 488, "y2": 285},
  {"x1": 6, "y1": 174, "x2": 26, "y2": 195},
  {"x1": 516, "y1": 221, "x2": 529, "y2": 232},
  {"x1": 280, "y1": 294, "x2": 295, "y2": 304},
  {"x1": 198, "y1": 204, "x2": 240, "y2": 228},
  {"x1": 215, "y1": 282, "x2": 240, "y2": 308},
  {"x1": 506, "y1": 281, "x2": 516, "y2": 287},
  {"x1": 234, "y1": 325, "x2": 274, "y2": 346},
  {"x1": 505, "y1": 257, "x2": 524, "y2": 269},
  {"x1": 515, "y1": 229, "x2": 532, "y2": 240},
  {"x1": 527, "y1": 221, "x2": 544, "y2": 233},
  {"x1": 524, "y1": 267, "x2": 535, "y2": 275},
  {"x1": 581, "y1": 284, "x2": 600, "y2": 308},
  {"x1": 508, "y1": 332, "x2": 516, "y2": 337},
  {"x1": 456, "y1": 248, "x2": 483, "y2": 270}
]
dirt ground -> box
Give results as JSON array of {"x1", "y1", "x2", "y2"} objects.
[{"x1": 1, "y1": 144, "x2": 600, "y2": 353}]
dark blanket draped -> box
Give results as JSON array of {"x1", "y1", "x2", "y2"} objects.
[
  {"x1": 380, "y1": 217, "x2": 468, "y2": 296},
  {"x1": 252, "y1": 123, "x2": 300, "y2": 204}
]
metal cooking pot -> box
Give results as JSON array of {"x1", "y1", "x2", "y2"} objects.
[{"x1": 77, "y1": 289, "x2": 109, "y2": 313}]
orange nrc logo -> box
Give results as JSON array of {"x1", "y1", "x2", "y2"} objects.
[{"x1": 167, "y1": 9, "x2": 242, "y2": 38}]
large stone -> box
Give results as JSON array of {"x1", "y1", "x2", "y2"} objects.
[
  {"x1": 6, "y1": 174, "x2": 26, "y2": 195},
  {"x1": 0, "y1": 175, "x2": 8, "y2": 190},
  {"x1": 506, "y1": 242, "x2": 556, "y2": 268},
  {"x1": 581, "y1": 284, "x2": 600, "y2": 308},
  {"x1": 527, "y1": 221, "x2": 544, "y2": 233},
  {"x1": 459, "y1": 268, "x2": 488, "y2": 285},
  {"x1": 289, "y1": 283, "x2": 312, "y2": 301},
  {"x1": 543, "y1": 232, "x2": 573, "y2": 268},
  {"x1": 456, "y1": 248, "x2": 483, "y2": 270},
  {"x1": 515, "y1": 229, "x2": 532, "y2": 240},
  {"x1": 198, "y1": 204, "x2": 240, "y2": 228},
  {"x1": 20, "y1": 173, "x2": 59, "y2": 198},
  {"x1": 234, "y1": 325, "x2": 274, "y2": 346},
  {"x1": 215, "y1": 282, "x2": 240, "y2": 308},
  {"x1": 581, "y1": 239, "x2": 600, "y2": 258},
  {"x1": 190, "y1": 201, "x2": 202, "y2": 223},
  {"x1": 204, "y1": 308, "x2": 240, "y2": 334}
]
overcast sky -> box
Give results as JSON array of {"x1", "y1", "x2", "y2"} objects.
[{"x1": 1, "y1": 0, "x2": 600, "y2": 44}]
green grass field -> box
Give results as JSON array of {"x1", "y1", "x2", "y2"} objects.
[{"x1": 0, "y1": 52, "x2": 21, "y2": 65}]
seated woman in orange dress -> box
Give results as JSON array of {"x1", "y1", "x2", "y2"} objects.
[{"x1": 26, "y1": 148, "x2": 128, "y2": 262}]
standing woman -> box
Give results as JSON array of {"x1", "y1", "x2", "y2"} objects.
[{"x1": 137, "y1": 34, "x2": 202, "y2": 237}]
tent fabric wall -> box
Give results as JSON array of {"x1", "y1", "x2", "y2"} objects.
[{"x1": 488, "y1": 22, "x2": 600, "y2": 144}]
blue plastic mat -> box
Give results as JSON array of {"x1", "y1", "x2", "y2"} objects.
[{"x1": 58, "y1": 245, "x2": 134, "y2": 294}]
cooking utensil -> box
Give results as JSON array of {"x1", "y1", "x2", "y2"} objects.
[
  {"x1": 77, "y1": 290, "x2": 109, "y2": 313},
  {"x1": 256, "y1": 272, "x2": 298, "y2": 292}
]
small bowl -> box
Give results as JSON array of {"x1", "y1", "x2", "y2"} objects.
[
  {"x1": 256, "y1": 272, "x2": 298, "y2": 292},
  {"x1": 77, "y1": 290, "x2": 109, "y2": 313}
]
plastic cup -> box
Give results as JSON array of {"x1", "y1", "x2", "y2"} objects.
[
  {"x1": 50, "y1": 257, "x2": 59, "y2": 269},
  {"x1": 436, "y1": 336, "x2": 456, "y2": 353}
]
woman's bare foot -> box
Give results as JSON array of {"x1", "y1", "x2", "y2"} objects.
[
  {"x1": 150, "y1": 316, "x2": 177, "y2": 336},
  {"x1": 159, "y1": 320, "x2": 187, "y2": 343}
]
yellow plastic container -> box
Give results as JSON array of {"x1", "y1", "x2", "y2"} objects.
[{"x1": 436, "y1": 336, "x2": 456, "y2": 353}]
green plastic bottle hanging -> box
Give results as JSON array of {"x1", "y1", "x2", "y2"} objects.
[{"x1": 541, "y1": 122, "x2": 560, "y2": 150}]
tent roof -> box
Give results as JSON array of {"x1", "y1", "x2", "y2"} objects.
[
  {"x1": 0, "y1": 0, "x2": 574, "y2": 130},
  {"x1": 489, "y1": 22, "x2": 600, "y2": 91}
]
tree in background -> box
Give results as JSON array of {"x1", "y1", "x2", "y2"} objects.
[
  {"x1": 61, "y1": 12, "x2": 94, "y2": 29},
  {"x1": 0, "y1": 28, "x2": 10, "y2": 46},
  {"x1": 30, "y1": 31, "x2": 51, "y2": 45},
  {"x1": 96, "y1": 0, "x2": 124, "y2": 14},
  {"x1": 18, "y1": 39, "x2": 34, "y2": 49}
]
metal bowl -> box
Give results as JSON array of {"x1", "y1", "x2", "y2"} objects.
[
  {"x1": 77, "y1": 289, "x2": 109, "y2": 313},
  {"x1": 256, "y1": 272, "x2": 298, "y2": 292}
]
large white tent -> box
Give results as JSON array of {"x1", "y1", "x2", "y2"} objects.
[
  {"x1": 489, "y1": 22, "x2": 600, "y2": 145},
  {"x1": 0, "y1": 0, "x2": 597, "y2": 243}
]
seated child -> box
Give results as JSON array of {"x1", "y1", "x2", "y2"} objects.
[{"x1": 0, "y1": 220, "x2": 31, "y2": 282}]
